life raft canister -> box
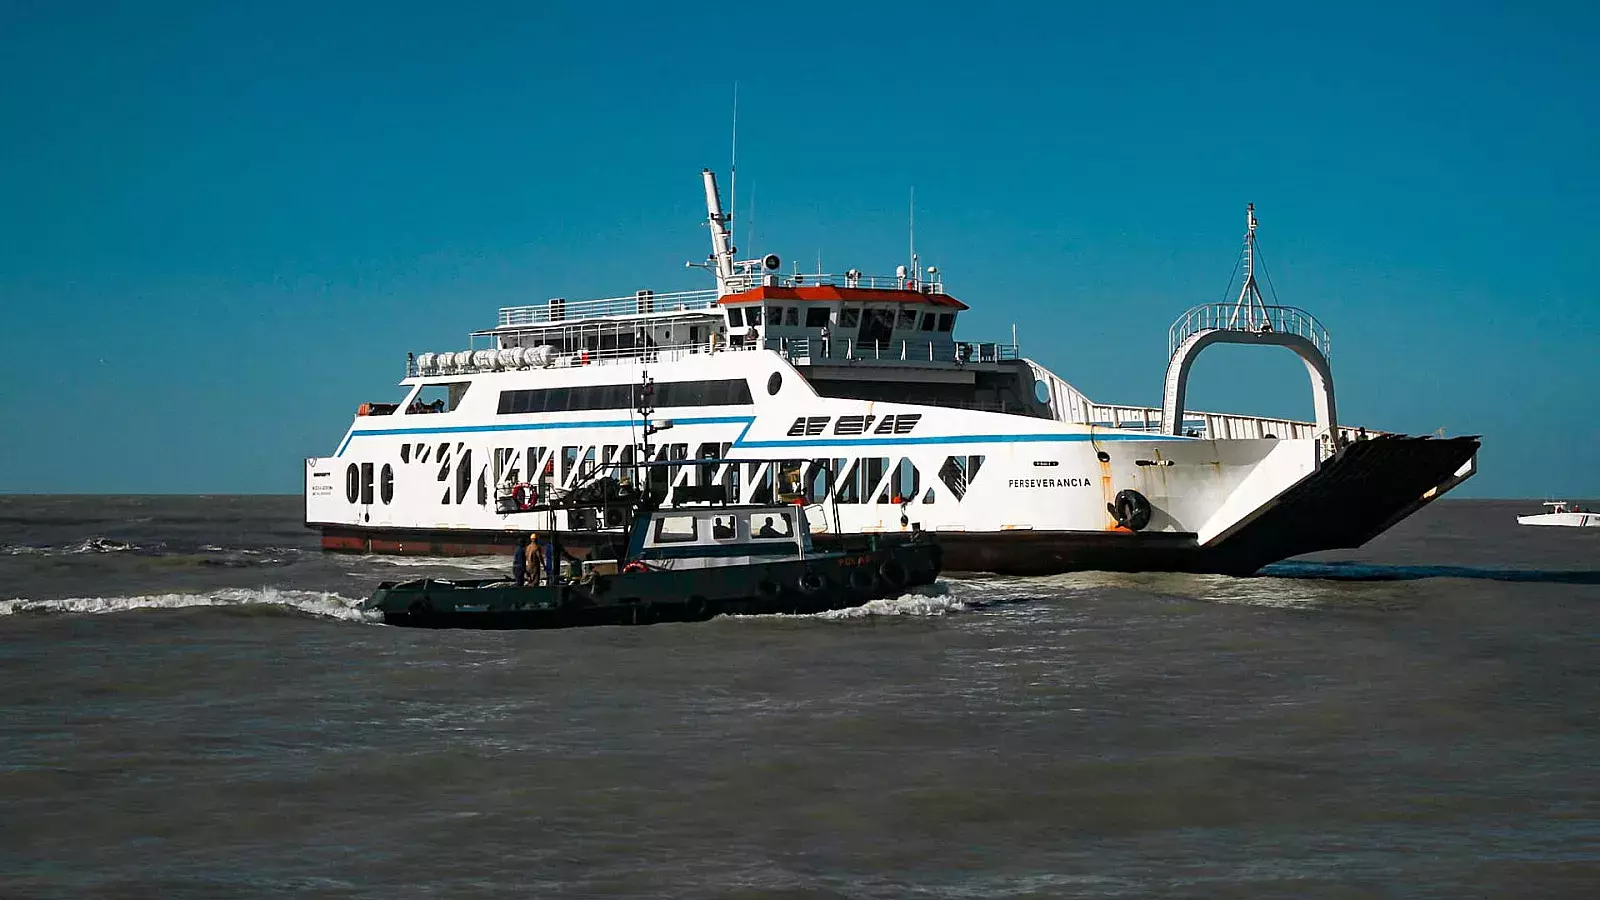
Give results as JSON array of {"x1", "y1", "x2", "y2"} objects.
[
  {"x1": 511, "y1": 483, "x2": 538, "y2": 511},
  {"x1": 1108, "y1": 489, "x2": 1153, "y2": 532}
]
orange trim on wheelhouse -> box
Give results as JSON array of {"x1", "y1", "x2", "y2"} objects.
[{"x1": 719, "y1": 285, "x2": 969, "y2": 310}]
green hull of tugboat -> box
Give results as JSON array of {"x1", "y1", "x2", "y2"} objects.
[{"x1": 364, "y1": 541, "x2": 941, "y2": 629}]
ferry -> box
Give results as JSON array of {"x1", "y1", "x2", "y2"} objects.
[{"x1": 304, "y1": 171, "x2": 1480, "y2": 575}]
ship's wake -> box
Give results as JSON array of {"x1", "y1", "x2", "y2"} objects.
[{"x1": 0, "y1": 587, "x2": 377, "y2": 622}]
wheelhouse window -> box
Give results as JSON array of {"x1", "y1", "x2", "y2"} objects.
[
  {"x1": 840, "y1": 307, "x2": 860, "y2": 328},
  {"x1": 745, "y1": 306, "x2": 762, "y2": 325},
  {"x1": 859, "y1": 308, "x2": 895, "y2": 345},
  {"x1": 749, "y1": 511, "x2": 794, "y2": 539},
  {"x1": 653, "y1": 515, "x2": 698, "y2": 544},
  {"x1": 727, "y1": 307, "x2": 744, "y2": 326},
  {"x1": 805, "y1": 306, "x2": 831, "y2": 328},
  {"x1": 937, "y1": 313, "x2": 955, "y2": 332},
  {"x1": 784, "y1": 307, "x2": 799, "y2": 326},
  {"x1": 920, "y1": 312, "x2": 936, "y2": 331},
  {"x1": 407, "y1": 382, "x2": 471, "y2": 414},
  {"x1": 897, "y1": 308, "x2": 918, "y2": 330}
]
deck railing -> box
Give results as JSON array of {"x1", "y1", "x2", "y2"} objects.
[
  {"x1": 497, "y1": 290, "x2": 721, "y2": 327},
  {"x1": 409, "y1": 335, "x2": 1020, "y2": 377},
  {"x1": 1168, "y1": 303, "x2": 1332, "y2": 360}
]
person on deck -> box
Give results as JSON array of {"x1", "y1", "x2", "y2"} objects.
[
  {"x1": 512, "y1": 534, "x2": 530, "y2": 587},
  {"x1": 525, "y1": 533, "x2": 546, "y2": 586}
]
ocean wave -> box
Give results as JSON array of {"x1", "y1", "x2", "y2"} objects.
[
  {"x1": 0, "y1": 587, "x2": 377, "y2": 622},
  {"x1": 352, "y1": 554, "x2": 510, "y2": 572},
  {"x1": 3, "y1": 537, "x2": 143, "y2": 556},
  {"x1": 725, "y1": 584, "x2": 970, "y2": 621}
]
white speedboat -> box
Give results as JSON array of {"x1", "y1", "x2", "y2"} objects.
[{"x1": 1517, "y1": 502, "x2": 1599, "y2": 527}]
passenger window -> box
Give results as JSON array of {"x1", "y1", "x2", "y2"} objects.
[
  {"x1": 653, "y1": 515, "x2": 698, "y2": 543},
  {"x1": 749, "y1": 512, "x2": 794, "y2": 539},
  {"x1": 711, "y1": 516, "x2": 737, "y2": 541}
]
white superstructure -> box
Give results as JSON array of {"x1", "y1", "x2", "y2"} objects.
[{"x1": 305, "y1": 170, "x2": 1479, "y2": 574}]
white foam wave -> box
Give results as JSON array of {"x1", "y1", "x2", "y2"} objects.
[
  {"x1": 72, "y1": 537, "x2": 139, "y2": 553},
  {"x1": 355, "y1": 554, "x2": 510, "y2": 572},
  {"x1": 3, "y1": 538, "x2": 143, "y2": 556},
  {"x1": 0, "y1": 587, "x2": 377, "y2": 622},
  {"x1": 812, "y1": 590, "x2": 970, "y2": 619},
  {"x1": 725, "y1": 584, "x2": 969, "y2": 621}
]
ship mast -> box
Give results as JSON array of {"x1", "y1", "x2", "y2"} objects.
[
  {"x1": 1229, "y1": 203, "x2": 1272, "y2": 331},
  {"x1": 701, "y1": 169, "x2": 737, "y2": 295}
]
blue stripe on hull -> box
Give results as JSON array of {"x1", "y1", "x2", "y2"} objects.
[{"x1": 332, "y1": 414, "x2": 1194, "y2": 457}]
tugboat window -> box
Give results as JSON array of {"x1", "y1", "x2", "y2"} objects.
[
  {"x1": 897, "y1": 308, "x2": 918, "y2": 330},
  {"x1": 750, "y1": 511, "x2": 794, "y2": 539},
  {"x1": 784, "y1": 307, "x2": 799, "y2": 326},
  {"x1": 920, "y1": 312, "x2": 936, "y2": 331},
  {"x1": 727, "y1": 307, "x2": 744, "y2": 326},
  {"x1": 805, "y1": 307, "x2": 831, "y2": 328},
  {"x1": 937, "y1": 313, "x2": 955, "y2": 332},
  {"x1": 653, "y1": 515, "x2": 698, "y2": 544},
  {"x1": 840, "y1": 307, "x2": 860, "y2": 328},
  {"x1": 745, "y1": 306, "x2": 762, "y2": 326}
]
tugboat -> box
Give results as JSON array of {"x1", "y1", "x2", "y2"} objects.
[{"x1": 362, "y1": 371, "x2": 942, "y2": 628}]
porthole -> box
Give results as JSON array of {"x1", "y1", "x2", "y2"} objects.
[
  {"x1": 345, "y1": 464, "x2": 360, "y2": 503},
  {"x1": 380, "y1": 464, "x2": 394, "y2": 504},
  {"x1": 1033, "y1": 380, "x2": 1051, "y2": 405},
  {"x1": 767, "y1": 372, "x2": 782, "y2": 396}
]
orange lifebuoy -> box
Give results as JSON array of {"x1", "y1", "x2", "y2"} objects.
[
  {"x1": 511, "y1": 483, "x2": 538, "y2": 511},
  {"x1": 622, "y1": 561, "x2": 649, "y2": 574}
]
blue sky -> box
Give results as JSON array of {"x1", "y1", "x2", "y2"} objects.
[{"x1": 1, "y1": 0, "x2": 1595, "y2": 497}]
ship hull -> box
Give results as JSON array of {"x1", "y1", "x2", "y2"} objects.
[{"x1": 315, "y1": 430, "x2": 1481, "y2": 578}]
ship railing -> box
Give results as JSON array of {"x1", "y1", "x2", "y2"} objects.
[
  {"x1": 767, "y1": 337, "x2": 1018, "y2": 364},
  {"x1": 407, "y1": 334, "x2": 1022, "y2": 377},
  {"x1": 1167, "y1": 303, "x2": 1332, "y2": 360},
  {"x1": 1083, "y1": 403, "x2": 1381, "y2": 444},
  {"x1": 723, "y1": 271, "x2": 946, "y2": 294},
  {"x1": 497, "y1": 289, "x2": 722, "y2": 327}
]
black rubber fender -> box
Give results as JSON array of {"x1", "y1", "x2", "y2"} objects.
[
  {"x1": 796, "y1": 571, "x2": 827, "y2": 595},
  {"x1": 848, "y1": 567, "x2": 878, "y2": 592},
  {"x1": 878, "y1": 558, "x2": 908, "y2": 589},
  {"x1": 1107, "y1": 489, "x2": 1153, "y2": 531}
]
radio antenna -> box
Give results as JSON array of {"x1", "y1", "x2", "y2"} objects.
[
  {"x1": 909, "y1": 186, "x2": 918, "y2": 281},
  {"x1": 729, "y1": 83, "x2": 738, "y2": 250}
]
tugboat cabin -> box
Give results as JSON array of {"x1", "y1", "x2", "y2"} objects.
[{"x1": 629, "y1": 504, "x2": 812, "y2": 570}]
